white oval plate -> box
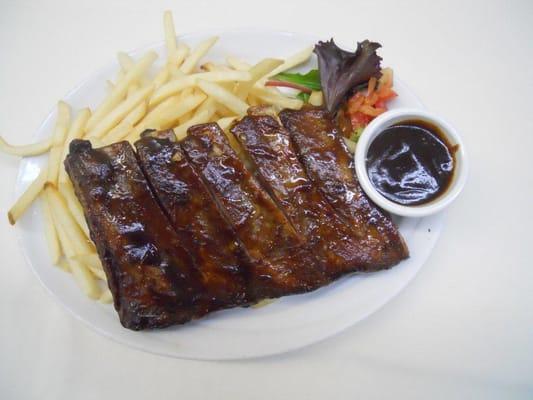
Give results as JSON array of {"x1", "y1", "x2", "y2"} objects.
[{"x1": 15, "y1": 30, "x2": 444, "y2": 360}]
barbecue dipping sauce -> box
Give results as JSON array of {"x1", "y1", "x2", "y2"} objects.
[{"x1": 366, "y1": 120, "x2": 456, "y2": 206}]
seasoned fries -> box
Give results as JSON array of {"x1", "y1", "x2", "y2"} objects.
[{"x1": 1, "y1": 10, "x2": 315, "y2": 301}]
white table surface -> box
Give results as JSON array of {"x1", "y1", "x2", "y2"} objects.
[{"x1": 1, "y1": 0, "x2": 532, "y2": 398}]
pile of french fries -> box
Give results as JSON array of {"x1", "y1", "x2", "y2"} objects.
[{"x1": 1, "y1": 11, "x2": 322, "y2": 302}]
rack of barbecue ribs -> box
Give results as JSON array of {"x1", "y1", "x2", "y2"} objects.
[{"x1": 65, "y1": 106, "x2": 408, "y2": 330}]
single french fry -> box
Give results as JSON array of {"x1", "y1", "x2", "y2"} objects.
[
  {"x1": 201, "y1": 62, "x2": 234, "y2": 72},
  {"x1": 163, "y1": 10, "x2": 178, "y2": 64},
  {"x1": 106, "y1": 80, "x2": 115, "y2": 92},
  {"x1": 216, "y1": 116, "x2": 237, "y2": 132},
  {"x1": 309, "y1": 90, "x2": 324, "y2": 106},
  {"x1": 180, "y1": 36, "x2": 219, "y2": 74},
  {"x1": 127, "y1": 84, "x2": 140, "y2": 98},
  {"x1": 193, "y1": 97, "x2": 217, "y2": 118},
  {"x1": 71, "y1": 253, "x2": 106, "y2": 280},
  {"x1": 123, "y1": 101, "x2": 147, "y2": 126},
  {"x1": 47, "y1": 102, "x2": 72, "y2": 184},
  {"x1": 101, "y1": 100, "x2": 146, "y2": 145},
  {"x1": 200, "y1": 62, "x2": 215, "y2": 72},
  {"x1": 59, "y1": 181, "x2": 90, "y2": 238},
  {"x1": 86, "y1": 51, "x2": 157, "y2": 131},
  {"x1": 118, "y1": 52, "x2": 149, "y2": 87},
  {"x1": 212, "y1": 101, "x2": 235, "y2": 118},
  {"x1": 115, "y1": 69, "x2": 125, "y2": 84},
  {"x1": 221, "y1": 126, "x2": 244, "y2": 156},
  {"x1": 226, "y1": 56, "x2": 251, "y2": 71},
  {"x1": 194, "y1": 70, "x2": 252, "y2": 82},
  {"x1": 174, "y1": 110, "x2": 212, "y2": 140},
  {"x1": 65, "y1": 108, "x2": 91, "y2": 143},
  {"x1": 247, "y1": 95, "x2": 260, "y2": 107},
  {"x1": 0, "y1": 137, "x2": 52, "y2": 157},
  {"x1": 51, "y1": 101, "x2": 71, "y2": 146},
  {"x1": 87, "y1": 137, "x2": 104, "y2": 148},
  {"x1": 57, "y1": 258, "x2": 71, "y2": 273},
  {"x1": 72, "y1": 253, "x2": 103, "y2": 272},
  {"x1": 117, "y1": 51, "x2": 134, "y2": 71},
  {"x1": 260, "y1": 46, "x2": 313, "y2": 81},
  {"x1": 250, "y1": 87, "x2": 304, "y2": 110},
  {"x1": 58, "y1": 108, "x2": 91, "y2": 185},
  {"x1": 102, "y1": 120, "x2": 133, "y2": 145},
  {"x1": 41, "y1": 194, "x2": 62, "y2": 264},
  {"x1": 47, "y1": 146, "x2": 63, "y2": 185},
  {"x1": 45, "y1": 184, "x2": 94, "y2": 255},
  {"x1": 149, "y1": 75, "x2": 197, "y2": 106},
  {"x1": 197, "y1": 80, "x2": 248, "y2": 115},
  {"x1": 99, "y1": 289, "x2": 113, "y2": 304},
  {"x1": 152, "y1": 65, "x2": 171, "y2": 89},
  {"x1": 175, "y1": 42, "x2": 190, "y2": 67},
  {"x1": 177, "y1": 111, "x2": 193, "y2": 126},
  {"x1": 8, "y1": 168, "x2": 47, "y2": 225},
  {"x1": 234, "y1": 58, "x2": 283, "y2": 99},
  {"x1": 86, "y1": 85, "x2": 154, "y2": 138}
]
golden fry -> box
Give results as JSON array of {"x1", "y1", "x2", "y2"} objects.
[
  {"x1": 226, "y1": 56, "x2": 251, "y2": 71},
  {"x1": 234, "y1": 58, "x2": 283, "y2": 100},
  {"x1": 309, "y1": 90, "x2": 324, "y2": 106},
  {"x1": 8, "y1": 168, "x2": 47, "y2": 225},
  {"x1": 216, "y1": 116, "x2": 237, "y2": 131},
  {"x1": 163, "y1": 10, "x2": 178, "y2": 65},
  {"x1": 58, "y1": 108, "x2": 91, "y2": 185},
  {"x1": 41, "y1": 193, "x2": 62, "y2": 264},
  {"x1": 51, "y1": 101, "x2": 71, "y2": 146},
  {"x1": 250, "y1": 87, "x2": 303, "y2": 110},
  {"x1": 149, "y1": 75, "x2": 197, "y2": 106},
  {"x1": 173, "y1": 110, "x2": 211, "y2": 140},
  {"x1": 0, "y1": 137, "x2": 52, "y2": 157},
  {"x1": 259, "y1": 46, "x2": 313, "y2": 82},
  {"x1": 99, "y1": 289, "x2": 113, "y2": 304},
  {"x1": 197, "y1": 80, "x2": 248, "y2": 115},
  {"x1": 180, "y1": 36, "x2": 218, "y2": 74},
  {"x1": 59, "y1": 181, "x2": 90, "y2": 238}
]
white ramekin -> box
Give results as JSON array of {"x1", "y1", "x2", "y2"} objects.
[{"x1": 354, "y1": 108, "x2": 468, "y2": 217}]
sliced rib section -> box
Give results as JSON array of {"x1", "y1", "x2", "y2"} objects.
[
  {"x1": 135, "y1": 130, "x2": 248, "y2": 308},
  {"x1": 65, "y1": 139, "x2": 207, "y2": 330},
  {"x1": 231, "y1": 114, "x2": 375, "y2": 276},
  {"x1": 280, "y1": 107, "x2": 409, "y2": 269},
  {"x1": 181, "y1": 123, "x2": 326, "y2": 298}
]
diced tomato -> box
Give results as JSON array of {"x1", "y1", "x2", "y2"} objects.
[
  {"x1": 345, "y1": 68, "x2": 397, "y2": 130},
  {"x1": 350, "y1": 111, "x2": 372, "y2": 129}
]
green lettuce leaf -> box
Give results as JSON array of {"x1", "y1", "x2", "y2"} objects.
[
  {"x1": 296, "y1": 92, "x2": 311, "y2": 102},
  {"x1": 273, "y1": 70, "x2": 321, "y2": 91}
]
